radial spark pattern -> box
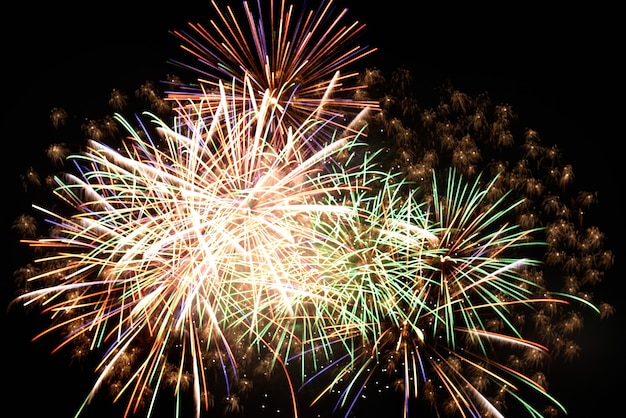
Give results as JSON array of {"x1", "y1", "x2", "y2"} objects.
[
  {"x1": 167, "y1": 0, "x2": 378, "y2": 153},
  {"x1": 15, "y1": 79, "x2": 374, "y2": 417}
]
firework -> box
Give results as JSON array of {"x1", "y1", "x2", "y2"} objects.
[
  {"x1": 10, "y1": 1, "x2": 615, "y2": 418},
  {"x1": 13, "y1": 78, "x2": 375, "y2": 417},
  {"x1": 297, "y1": 168, "x2": 602, "y2": 418},
  {"x1": 167, "y1": 0, "x2": 378, "y2": 153},
  {"x1": 342, "y1": 69, "x2": 616, "y2": 417}
]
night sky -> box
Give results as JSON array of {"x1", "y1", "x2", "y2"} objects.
[{"x1": 2, "y1": 1, "x2": 623, "y2": 417}]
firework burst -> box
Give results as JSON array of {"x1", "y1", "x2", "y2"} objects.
[
  {"x1": 343, "y1": 68, "x2": 616, "y2": 417},
  {"x1": 167, "y1": 0, "x2": 378, "y2": 153},
  {"x1": 295, "y1": 168, "x2": 601, "y2": 418},
  {"x1": 13, "y1": 77, "x2": 373, "y2": 417},
  {"x1": 10, "y1": 1, "x2": 615, "y2": 418}
]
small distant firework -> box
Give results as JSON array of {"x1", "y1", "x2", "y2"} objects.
[{"x1": 10, "y1": 1, "x2": 614, "y2": 418}]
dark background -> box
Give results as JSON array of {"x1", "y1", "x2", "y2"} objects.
[{"x1": 2, "y1": 1, "x2": 623, "y2": 417}]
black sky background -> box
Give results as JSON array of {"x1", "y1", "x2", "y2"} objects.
[{"x1": 2, "y1": 1, "x2": 624, "y2": 417}]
